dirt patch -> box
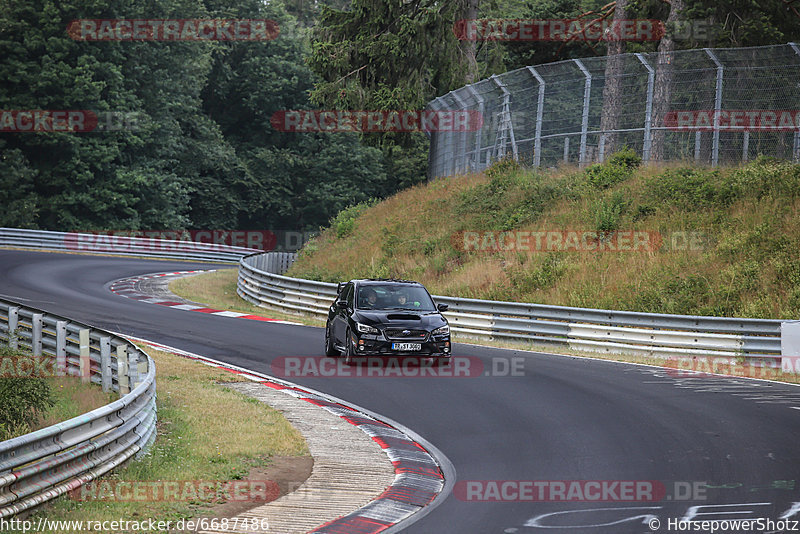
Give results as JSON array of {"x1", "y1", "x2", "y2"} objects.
[{"x1": 186, "y1": 456, "x2": 313, "y2": 530}]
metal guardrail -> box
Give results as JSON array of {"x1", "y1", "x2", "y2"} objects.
[
  {"x1": 0, "y1": 228, "x2": 260, "y2": 263},
  {"x1": 0, "y1": 299, "x2": 156, "y2": 518},
  {"x1": 238, "y1": 252, "x2": 784, "y2": 359}
]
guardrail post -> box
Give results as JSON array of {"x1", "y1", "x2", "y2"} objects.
[
  {"x1": 704, "y1": 48, "x2": 723, "y2": 167},
  {"x1": 56, "y1": 320, "x2": 67, "y2": 376},
  {"x1": 79, "y1": 328, "x2": 91, "y2": 383},
  {"x1": 118, "y1": 348, "x2": 130, "y2": 395},
  {"x1": 635, "y1": 53, "x2": 655, "y2": 163},
  {"x1": 8, "y1": 306, "x2": 19, "y2": 349},
  {"x1": 573, "y1": 59, "x2": 592, "y2": 167},
  {"x1": 115, "y1": 344, "x2": 127, "y2": 392},
  {"x1": 128, "y1": 349, "x2": 140, "y2": 389},
  {"x1": 100, "y1": 336, "x2": 111, "y2": 391},
  {"x1": 31, "y1": 313, "x2": 42, "y2": 356}
]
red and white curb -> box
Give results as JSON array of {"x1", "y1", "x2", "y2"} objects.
[
  {"x1": 109, "y1": 271, "x2": 299, "y2": 325},
  {"x1": 127, "y1": 337, "x2": 450, "y2": 534}
]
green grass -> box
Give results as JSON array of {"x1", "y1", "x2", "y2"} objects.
[
  {"x1": 16, "y1": 345, "x2": 309, "y2": 531},
  {"x1": 169, "y1": 269, "x2": 325, "y2": 327},
  {"x1": 288, "y1": 155, "x2": 800, "y2": 319}
]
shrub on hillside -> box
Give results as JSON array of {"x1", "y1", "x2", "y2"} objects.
[
  {"x1": 584, "y1": 148, "x2": 641, "y2": 189},
  {"x1": 485, "y1": 156, "x2": 521, "y2": 178},
  {"x1": 329, "y1": 199, "x2": 377, "y2": 238},
  {"x1": 0, "y1": 348, "x2": 55, "y2": 440}
]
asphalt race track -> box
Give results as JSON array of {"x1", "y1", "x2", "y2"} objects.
[{"x1": 2, "y1": 249, "x2": 799, "y2": 534}]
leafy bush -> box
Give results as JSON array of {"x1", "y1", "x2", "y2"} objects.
[
  {"x1": 645, "y1": 167, "x2": 721, "y2": 209},
  {"x1": 329, "y1": 199, "x2": 377, "y2": 238},
  {"x1": 593, "y1": 191, "x2": 629, "y2": 233},
  {"x1": 507, "y1": 254, "x2": 568, "y2": 292},
  {"x1": 485, "y1": 156, "x2": 521, "y2": 178},
  {"x1": 583, "y1": 148, "x2": 641, "y2": 189},
  {"x1": 607, "y1": 147, "x2": 641, "y2": 169},
  {"x1": 584, "y1": 163, "x2": 630, "y2": 189},
  {"x1": 0, "y1": 350, "x2": 55, "y2": 440}
]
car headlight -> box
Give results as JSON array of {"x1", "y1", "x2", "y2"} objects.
[
  {"x1": 356, "y1": 323, "x2": 379, "y2": 334},
  {"x1": 432, "y1": 325, "x2": 450, "y2": 336}
]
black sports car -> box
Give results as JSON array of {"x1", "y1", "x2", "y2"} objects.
[{"x1": 325, "y1": 279, "x2": 451, "y2": 364}]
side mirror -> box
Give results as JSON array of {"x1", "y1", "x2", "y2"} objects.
[
  {"x1": 336, "y1": 300, "x2": 348, "y2": 309},
  {"x1": 437, "y1": 303, "x2": 449, "y2": 312}
]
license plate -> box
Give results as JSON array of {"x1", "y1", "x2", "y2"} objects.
[{"x1": 392, "y1": 343, "x2": 422, "y2": 351}]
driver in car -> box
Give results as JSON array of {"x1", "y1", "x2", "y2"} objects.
[{"x1": 362, "y1": 288, "x2": 378, "y2": 308}]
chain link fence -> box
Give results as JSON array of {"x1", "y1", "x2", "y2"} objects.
[{"x1": 427, "y1": 43, "x2": 800, "y2": 179}]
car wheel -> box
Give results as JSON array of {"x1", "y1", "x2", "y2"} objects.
[
  {"x1": 325, "y1": 325, "x2": 338, "y2": 357},
  {"x1": 344, "y1": 328, "x2": 357, "y2": 365}
]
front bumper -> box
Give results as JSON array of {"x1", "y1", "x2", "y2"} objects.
[{"x1": 352, "y1": 334, "x2": 451, "y2": 358}]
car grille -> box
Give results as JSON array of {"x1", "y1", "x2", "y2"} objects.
[{"x1": 384, "y1": 328, "x2": 428, "y2": 341}]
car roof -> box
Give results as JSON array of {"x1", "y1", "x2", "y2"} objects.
[{"x1": 352, "y1": 278, "x2": 421, "y2": 286}]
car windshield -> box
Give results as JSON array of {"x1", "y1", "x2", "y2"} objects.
[{"x1": 356, "y1": 284, "x2": 436, "y2": 311}]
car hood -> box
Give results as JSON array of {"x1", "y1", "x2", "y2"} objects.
[{"x1": 353, "y1": 309, "x2": 447, "y2": 330}]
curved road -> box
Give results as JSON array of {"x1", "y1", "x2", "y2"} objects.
[{"x1": 1, "y1": 249, "x2": 799, "y2": 533}]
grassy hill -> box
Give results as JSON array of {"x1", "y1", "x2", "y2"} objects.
[{"x1": 288, "y1": 152, "x2": 800, "y2": 319}]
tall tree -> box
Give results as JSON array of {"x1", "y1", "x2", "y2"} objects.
[
  {"x1": 650, "y1": 0, "x2": 685, "y2": 162},
  {"x1": 598, "y1": 0, "x2": 629, "y2": 157}
]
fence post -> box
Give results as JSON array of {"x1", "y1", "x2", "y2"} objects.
[
  {"x1": 451, "y1": 91, "x2": 471, "y2": 174},
  {"x1": 31, "y1": 313, "x2": 42, "y2": 356},
  {"x1": 8, "y1": 306, "x2": 19, "y2": 349},
  {"x1": 791, "y1": 44, "x2": 800, "y2": 163},
  {"x1": 490, "y1": 75, "x2": 518, "y2": 162},
  {"x1": 466, "y1": 85, "x2": 485, "y2": 171},
  {"x1": 100, "y1": 337, "x2": 111, "y2": 392},
  {"x1": 694, "y1": 131, "x2": 702, "y2": 162},
  {"x1": 742, "y1": 131, "x2": 749, "y2": 162},
  {"x1": 573, "y1": 59, "x2": 592, "y2": 167},
  {"x1": 438, "y1": 97, "x2": 452, "y2": 176},
  {"x1": 563, "y1": 137, "x2": 570, "y2": 163},
  {"x1": 56, "y1": 320, "x2": 67, "y2": 376},
  {"x1": 527, "y1": 66, "x2": 545, "y2": 167},
  {"x1": 79, "y1": 328, "x2": 90, "y2": 383},
  {"x1": 704, "y1": 48, "x2": 723, "y2": 167},
  {"x1": 635, "y1": 53, "x2": 655, "y2": 163},
  {"x1": 598, "y1": 135, "x2": 605, "y2": 163}
]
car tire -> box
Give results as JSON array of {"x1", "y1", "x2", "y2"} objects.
[
  {"x1": 344, "y1": 327, "x2": 357, "y2": 365},
  {"x1": 325, "y1": 324, "x2": 338, "y2": 357}
]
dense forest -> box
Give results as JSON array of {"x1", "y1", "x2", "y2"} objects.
[{"x1": 1, "y1": 0, "x2": 798, "y2": 233}]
